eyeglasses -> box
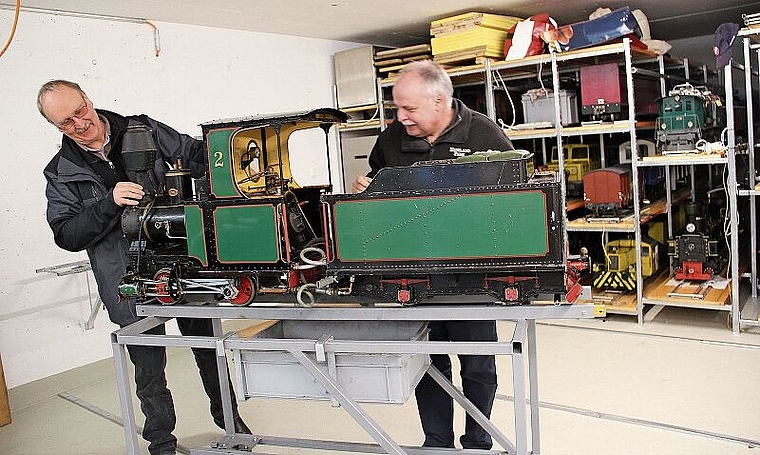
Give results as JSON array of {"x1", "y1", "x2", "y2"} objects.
[{"x1": 55, "y1": 96, "x2": 89, "y2": 131}]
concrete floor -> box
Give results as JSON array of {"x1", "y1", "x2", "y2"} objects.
[{"x1": 2, "y1": 306, "x2": 760, "y2": 455}]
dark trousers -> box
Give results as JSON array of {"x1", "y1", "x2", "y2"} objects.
[
  {"x1": 415, "y1": 320, "x2": 497, "y2": 449},
  {"x1": 125, "y1": 318, "x2": 241, "y2": 455}
]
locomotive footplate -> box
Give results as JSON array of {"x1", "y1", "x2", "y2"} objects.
[{"x1": 342, "y1": 270, "x2": 568, "y2": 306}]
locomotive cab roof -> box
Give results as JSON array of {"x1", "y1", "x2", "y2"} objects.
[{"x1": 199, "y1": 107, "x2": 348, "y2": 130}]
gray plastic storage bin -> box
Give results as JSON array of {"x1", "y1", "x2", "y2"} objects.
[
  {"x1": 233, "y1": 320, "x2": 430, "y2": 404},
  {"x1": 521, "y1": 89, "x2": 579, "y2": 126}
]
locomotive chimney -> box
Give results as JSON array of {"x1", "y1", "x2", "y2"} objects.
[{"x1": 122, "y1": 124, "x2": 159, "y2": 204}]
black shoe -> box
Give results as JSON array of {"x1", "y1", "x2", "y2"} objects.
[{"x1": 214, "y1": 415, "x2": 252, "y2": 434}]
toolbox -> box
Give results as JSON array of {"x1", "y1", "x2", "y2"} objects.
[
  {"x1": 233, "y1": 320, "x2": 430, "y2": 404},
  {"x1": 521, "y1": 89, "x2": 579, "y2": 126}
]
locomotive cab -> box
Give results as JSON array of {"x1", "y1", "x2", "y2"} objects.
[{"x1": 208, "y1": 112, "x2": 340, "y2": 198}]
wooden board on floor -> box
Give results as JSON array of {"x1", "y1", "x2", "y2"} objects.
[{"x1": 0, "y1": 353, "x2": 10, "y2": 427}]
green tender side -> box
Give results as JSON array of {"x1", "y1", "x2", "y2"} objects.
[
  {"x1": 207, "y1": 128, "x2": 239, "y2": 198},
  {"x1": 185, "y1": 205, "x2": 207, "y2": 266},
  {"x1": 214, "y1": 205, "x2": 279, "y2": 262},
  {"x1": 333, "y1": 192, "x2": 549, "y2": 262}
]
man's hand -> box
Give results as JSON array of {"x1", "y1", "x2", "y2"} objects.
[
  {"x1": 113, "y1": 182, "x2": 145, "y2": 207},
  {"x1": 351, "y1": 176, "x2": 372, "y2": 193}
]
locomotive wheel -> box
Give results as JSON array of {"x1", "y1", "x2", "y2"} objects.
[
  {"x1": 229, "y1": 276, "x2": 257, "y2": 306},
  {"x1": 153, "y1": 268, "x2": 181, "y2": 305}
]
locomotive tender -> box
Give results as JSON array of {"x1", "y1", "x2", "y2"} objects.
[{"x1": 119, "y1": 108, "x2": 573, "y2": 307}]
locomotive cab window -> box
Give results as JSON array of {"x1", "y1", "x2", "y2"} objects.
[
  {"x1": 230, "y1": 121, "x2": 329, "y2": 198},
  {"x1": 288, "y1": 128, "x2": 331, "y2": 189}
]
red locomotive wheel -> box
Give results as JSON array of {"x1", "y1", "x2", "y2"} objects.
[
  {"x1": 230, "y1": 276, "x2": 256, "y2": 306},
  {"x1": 153, "y1": 268, "x2": 180, "y2": 305}
]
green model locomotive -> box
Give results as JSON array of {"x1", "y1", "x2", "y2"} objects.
[
  {"x1": 655, "y1": 83, "x2": 724, "y2": 154},
  {"x1": 119, "y1": 108, "x2": 574, "y2": 306}
]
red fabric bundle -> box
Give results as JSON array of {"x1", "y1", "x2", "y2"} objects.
[{"x1": 504, "y1": 13, "x2": 557, "y2": 60}]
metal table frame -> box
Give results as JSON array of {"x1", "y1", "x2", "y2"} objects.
[{"x1": 112, "y1": 304, "x2": 598, "y2": 455}]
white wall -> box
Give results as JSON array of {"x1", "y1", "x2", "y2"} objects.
[{"x1": 0, "y1": 9, "x2": 358, "y2": 388}]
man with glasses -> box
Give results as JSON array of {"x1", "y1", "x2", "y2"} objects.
[{"x1": 38, "y1": 80, "x2": 250, "y2": 455}]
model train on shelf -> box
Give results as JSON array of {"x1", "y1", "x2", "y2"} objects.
[
  {"x1": 582, "y1": 164, "x2": 636, "y2": 219},
  {"x1": 545, "y1": 144, "x2": 599, "y2": 198},
  {"x1": 593, "y1": 237, "x2": 660, "y2": 292},
  {"x1": 668, "y1": 198, "x2": 727, "y2": 281},
  {"x1": 118, "y1": 108, "x2": 581, "y2": 307},
  {"x1": 655, "y1": 83, "x2": 725, "y2": 155}
]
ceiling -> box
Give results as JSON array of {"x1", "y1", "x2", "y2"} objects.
[{"x1": 2, "y1": 0, "x2": 759, "y2": 48}]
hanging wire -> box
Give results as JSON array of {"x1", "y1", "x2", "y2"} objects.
[
  {"x1": 0, "y1": 3, "x2": 160, "y2": 57},
  {"x1": 492, "y1": 69, "x2": 516, "y2": 129},
  {"x1": 344, "y1": 106, "x2": 379, "y2": 128},
  {"x1": 0, "y1": 0, "x2": 20, "y2": 59},
  {"x1": 144, "y1": 20, "x2": 161, "y2": 57},
  {"x1": 722, "y1": 164, "x2": 731, "y2": 280}
]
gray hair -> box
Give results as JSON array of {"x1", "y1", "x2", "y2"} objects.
[
  {"x1": 37, "y1": 79, "x2": 85, "y2": 121},
  {"x1": 399, "y1": 60, "x2": 453, "y2": 103}
]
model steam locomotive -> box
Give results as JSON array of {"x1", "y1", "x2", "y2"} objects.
[
  {"x1": 667, "y1": 198, "x2": 727, "y2": 281},
  {"x1": 118, "y1": 108, "x2": 577, "y2": 306}
]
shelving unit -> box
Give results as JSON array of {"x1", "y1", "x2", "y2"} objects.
[
  {"x1": 355, "y1": 37, "x2": 747, "y2": 331},
  {"x1": 736, "y1": 28, "x2": 760, "y2": 330}
]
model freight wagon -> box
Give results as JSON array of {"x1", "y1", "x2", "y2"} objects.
[{"x1": 583, "y1": 164, "x2": 634, "y2": 218}]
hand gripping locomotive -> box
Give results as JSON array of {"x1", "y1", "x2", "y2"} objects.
[{"x1": 118, "y1": 108, "x2": 577, "y2": 306}]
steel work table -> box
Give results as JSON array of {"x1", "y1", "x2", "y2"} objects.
[{"x1": 112, "y1": 303, "x2": 600, "y2": 455}]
